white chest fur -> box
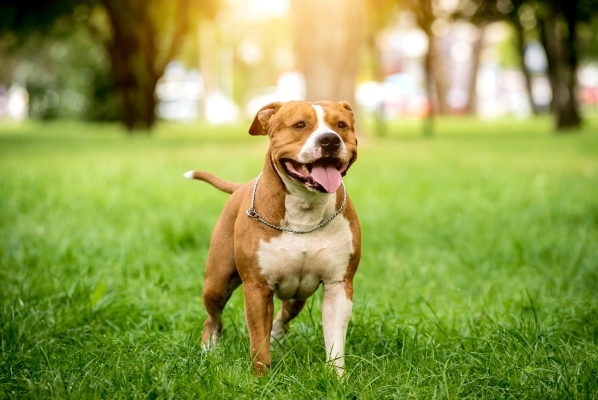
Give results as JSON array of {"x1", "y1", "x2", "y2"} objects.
[{"x1": 257, "y1": 186, "x2": 353, "y2": 300}]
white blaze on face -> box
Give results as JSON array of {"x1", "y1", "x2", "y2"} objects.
[{"x1": 297, "y1": 105, "x2": 347, "y2": 163}]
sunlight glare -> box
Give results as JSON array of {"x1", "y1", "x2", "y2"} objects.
[{"x1": 224, "y1": 0, "x2": 289, "y2": 22}]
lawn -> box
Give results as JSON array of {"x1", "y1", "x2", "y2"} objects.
[{"x1": 1, "y1": 116, "x2": 597, "y2": 398}]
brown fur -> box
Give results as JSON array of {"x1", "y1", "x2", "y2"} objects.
[{"x1": 187, "y1": 171, "x2": 243, "y2": 194}]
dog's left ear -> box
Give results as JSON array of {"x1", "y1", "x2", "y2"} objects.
[
  {"x1": 339, "y1": 101, "x2": 354, "y2": 121},
  {"x1": 249, "y1": 102, "x2": 283, "y2": 136}
]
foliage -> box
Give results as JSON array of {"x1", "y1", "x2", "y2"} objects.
[
  {"x1": 99, "y1": 0, "x2": 220, "y2": 131},
  {"x1": 0, "y1": 0, "x2": 218, "y2": 131},
  {"x1": 1, "y1": 117, "x2": 598, "y2": 397},
  {"x1": 464, "y1": 0, "x2": 598, "y2": 129},
  {"x1": 0, "y1": 0, "x2": 94, "y2": 35},
  {"x1": 577, "y1": 0, "x2": 598, "y2": 61},
  {"x1": 0, "y1": 3, "x2": 120, "y2": 122}
]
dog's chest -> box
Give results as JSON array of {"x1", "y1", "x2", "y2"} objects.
[{"x1": 257, "y1": 213, "x2": 353, "y2": 301}]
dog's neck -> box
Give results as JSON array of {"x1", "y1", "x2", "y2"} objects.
[{"x1": 259, "y1": 152, "x2": 336, "y2": 231}]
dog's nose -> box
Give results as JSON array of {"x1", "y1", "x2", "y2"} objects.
[{"x1": 316, "y1": 132, "x2": 341, "y2": 152}]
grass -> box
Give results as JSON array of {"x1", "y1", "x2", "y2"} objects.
[{"x1": 1, "y1": 116, "x2": 598, "y2": 398}]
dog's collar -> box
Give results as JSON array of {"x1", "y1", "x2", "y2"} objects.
[{"x1": 246, "y1": 173, "x2": 346, "y2": 234}]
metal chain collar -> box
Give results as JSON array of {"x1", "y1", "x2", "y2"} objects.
[{"x1": 245, "y1": 173, "x2": 346, "y2": 234}]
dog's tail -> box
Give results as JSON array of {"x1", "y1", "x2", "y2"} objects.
[{"x1": 183, "y1": 171, "x2": 243, "y2": 194}]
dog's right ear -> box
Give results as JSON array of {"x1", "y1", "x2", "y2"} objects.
[{"x1": 249, "y1": 102, "x2": 282, "y2": 136}]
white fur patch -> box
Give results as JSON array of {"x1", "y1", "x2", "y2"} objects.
[
  {"x1": 297, "y1": 105, "x2": 347, "y2": 163},
  {"x1": 322, "y1": 282, "x2": 352, "y2": 375},
  {"x1": 257, "y1": 174, "x2": 353, "y2": 301},
  {"x1": 270, "y1": 320, "x2": 286, "y2": 342},
  {"x1": 183, "y1": 171, "x2": 195, "y2": 179}
]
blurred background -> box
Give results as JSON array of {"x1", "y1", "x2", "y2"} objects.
[{"x1": 0, "y1": 0, "x2": 597, "y2": 133}]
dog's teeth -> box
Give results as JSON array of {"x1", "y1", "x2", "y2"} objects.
[{"x1": 302, "y1": 164, "x2": 309, "y2": 174}]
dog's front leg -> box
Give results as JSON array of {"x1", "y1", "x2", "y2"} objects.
[
  {"x1": 322, "y1": 281, "x2": 353, "y2": 376},
  {"x1": 243, "y1": 280, "x2": 274, "y2": 375}
]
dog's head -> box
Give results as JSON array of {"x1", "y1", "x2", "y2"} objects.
[{"x1": 249, "y1": 100, "x2": 358, "y2": 194}]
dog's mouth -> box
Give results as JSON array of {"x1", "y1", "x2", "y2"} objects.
[{"x1": 281, "y1": 157, "x2": 351, "y2": 193}]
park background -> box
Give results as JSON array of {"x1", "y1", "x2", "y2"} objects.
[{"x1": 1, "y1": 0, "x2": 598, "y2": 398}]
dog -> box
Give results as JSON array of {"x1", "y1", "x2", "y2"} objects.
[{"x1": 184, "y1": 100, "x2": 361, "y2": 375}]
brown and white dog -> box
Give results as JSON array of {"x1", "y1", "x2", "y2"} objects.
[{"x1": 184, "y1": 100, "x2": 361, "y2": 375}]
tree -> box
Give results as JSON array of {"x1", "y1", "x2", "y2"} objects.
[
  {"x1": 1, "y1": 0, "x2": 93, "y2": 89},
  {"x1": 0, "y1": 0, "x2": 120, "y2": 121},
  {"x1": 456, "y1": 0, "x2": 499, "y2": 116},
  {"x1": 392, "y1": 0, "x2": 451, "y2": 136},
  {"x1": 1, "y1": 0, "x2": 217, "y2": 132},
  {"x1": 289, "y1": 0, "x2": 366, "y2": 107},
  {"x1": 466, "y1": 0, "x2": 598, "y2": 131},
  {"x1": 364, "y1": 0, "x2": 397, "y2": 136},
  {"x1": 0, "y1": 0, "x2": 89, "y2": 36},
  {"x1": 99, "y1": 0, "x2": 194, "y2": 131},
  {"x1": 403, "y1": 0, "x2": 451, "y2": 118},
  {"x1": 500, "y1": 0, "x2": 542, "y2": 115},
  {"x1": 92, "y1": 0, "x2": 220, "y2": 131},
  {"x1": 525, "y1": 0, "x2": 598, "y2": 130},
  {"x1": 537, "y1": 0, "x2": 581, "y2": 130}
]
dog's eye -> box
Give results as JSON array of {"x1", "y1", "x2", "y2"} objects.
[
  {"x1": 338, "y1": 121, "x2": 347, "y2": 129},
  {"x1": 293, "y1": 121, "x2": 306, "y2": 129}
]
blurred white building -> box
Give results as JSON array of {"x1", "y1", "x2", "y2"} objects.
[
  {"x1": 155, "y1": 62, "x2": 204, "y2": 122},
  {"x1": 579, "y1": 63, "x2": 598, "y2": 108},
  {"x1": 245, "y1": 71, "x2": 305, "y2": 118},
  {"x1": 356, "y1": 15, "x2": 559, "y2": 120},
  {"x1": 0, "y1": 84, "x2": 29, "y2": 122}
]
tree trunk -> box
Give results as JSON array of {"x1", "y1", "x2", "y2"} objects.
[
  {"x1": 538, "y1": 0, "x2": 581, "y2": 131},
  {"x1": 428, "y1": 34, "x2": 450, "y2": 115},
  {"x1": 410, "y1": 0, "x2": 449, "y2": 117},
  {"x1": 423, "y1": 42, "x2": 435, "y2": 136},
  {"x1": 467, "y1": 24, "x2": 485, "y2": 116},
  {"x1": 109, "y1": 49, "x2": 159, "y2": 131},
  {"x1": 101, "y1": 0, "x2": 190, "y2": 132},
  {"x1": 290, "y1": 0, "x2": 365, "y2": 107},
  {"x1": 366, "y1": 22, "x2": 387, "y2": 136},
  {"x1": 513, "y1": 19, "x2": 540, "y2": 115},
  {"x1": 559, "y1": 0, "x2": 582, "y2": 129}
]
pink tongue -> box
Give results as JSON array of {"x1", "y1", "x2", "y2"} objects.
[{"x1": 310, "y1": 162, "x2": 342, "y2": 193}]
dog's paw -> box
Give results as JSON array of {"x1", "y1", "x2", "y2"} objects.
[
  {"x1": 200, "y1": 334, "x2": 220, "y2": 351},
  {"x1": 270, "y1": 320, "x2": 287, "y2": 343}
]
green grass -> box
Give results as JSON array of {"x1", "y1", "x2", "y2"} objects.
[{"x1": 1, "y1": 116, "x2": 598, "y2": 398}]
